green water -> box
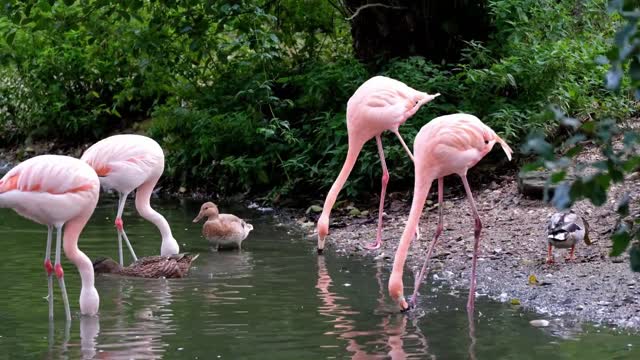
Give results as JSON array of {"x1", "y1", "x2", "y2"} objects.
[{"x1": 0, "y1": 198, "x2": 638, "y2": 359}]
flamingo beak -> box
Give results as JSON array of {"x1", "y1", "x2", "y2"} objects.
[{"x1": 496, "y1": 136, "x2": 513, "y2": 161}]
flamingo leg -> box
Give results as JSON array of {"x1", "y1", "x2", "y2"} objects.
[
  {"x1": 115, "y1": 191, "x2": 137, "y2": 265},
  {"x1": 54, "y1": 224, "x2": 72, "y2": 322},
  {"x1": 44, "y1": 225, "x2": 54, "y2": 320},
  {"x1": 392, "y1": 130, "x2": 415, "y2": 162},
  {"x1": 461, "y1": 175, "x2": 482, "y2": 314},
  {"x1": 409, "y1": 177, "x2": 444, "y2": 308},
  {"x1": 546, "y1": 244, "x2": 554, "y2": 264},
  {"x1": 366, "y1": 136, "x2": 389, "y2": 250}
]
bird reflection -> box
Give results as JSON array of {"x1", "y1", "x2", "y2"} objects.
[
  {"x1": 80, "y1": 316, "x2": 100, "y2": 359},
  {"x1": 316, "y1": 256, "x2": 433, "y2": 359},
  {"x1": 78, "y1": 276, "x2": 181, "y2": 359},
  {"x1": 467, "y1": 309, "x2": 477, "y2": 360}
]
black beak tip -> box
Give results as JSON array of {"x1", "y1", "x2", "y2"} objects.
[{"x1": 317, "y1": 248, "x2": 324, "y2": 255}]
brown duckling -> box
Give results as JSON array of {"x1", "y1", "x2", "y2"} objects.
[
  {"x1": 93, "y1": 253, "x2": 199, "y2": 278},
  {"x1": 193, "y1": 202, "x2": 253, "y2": 250}
]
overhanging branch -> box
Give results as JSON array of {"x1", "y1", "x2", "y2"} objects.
[{"x1": 345, "y1": 3, "x2": 407, "y2": 21}]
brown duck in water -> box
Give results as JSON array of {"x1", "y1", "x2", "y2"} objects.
[
  {"x1": 93, "y1": 253, "x2": 199, "y2": 278},
  {"x1": 193, "y1": 202, "x2": 254, "y2": 250}
]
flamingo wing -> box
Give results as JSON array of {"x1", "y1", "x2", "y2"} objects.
[
  {"x1": 81, "y1": 135, "x2": 164, "y2": 191},
  {"x1": 0, "y1": 155, "x2": 99, "y2": 224}
]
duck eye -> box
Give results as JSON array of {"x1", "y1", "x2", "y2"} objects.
[{"x1": 484, "y1": 140, "x2": 489, "y2": 145}]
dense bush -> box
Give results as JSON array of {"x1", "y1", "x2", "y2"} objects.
[
  {"x1": 523, "y1": 0, "x2": 640, "y2": 270},
  {"x1": 0, "y1": 0, "x2": 635, "y2": 201}
]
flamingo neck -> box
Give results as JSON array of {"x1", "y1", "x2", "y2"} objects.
[
  {"x1": 320, "y1": 139, "x2": 365, "y2": 222},
  {"x1": 63, "y1": 217, "x2": 100, "y2": 315},
  {"x1": 135, "y1": 183, "x2": 180, "y2": 256},
  {"x1": 317, "y1": 139, "x2": 365, "y2": 249},
  {"x1": 391, "y1": 177, "x2": 434, "y2": 277}
]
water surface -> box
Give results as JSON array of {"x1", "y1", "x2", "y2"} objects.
[{"x1": 0, "y1": 198, "x2": 638, "y2": 359}]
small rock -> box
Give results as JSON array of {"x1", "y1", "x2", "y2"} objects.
[
  {"x1": 529, "y1": 319, "x2": 550, "y2": 327},
  {"x1": 348, "y1": 208, "x2": 361, "y2": 216},
  {"x1": 178, "y1": 186, "x2": 187, "y2": 193},
  {"x1": 510, "y1": 298, "x2": 521, "y2": 305},
  {"x1": 300, "y1": 221, "x2": 315, "y2": 229},
  {"x1": 306, "y1": 205, "x2": 323, "y2": 214}
]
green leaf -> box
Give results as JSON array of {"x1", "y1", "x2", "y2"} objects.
[
  {"x1": 630, "y1": 58, "x2": 640, "y2": 81},
  {"x1": 610, "y1": 228, "x2": 631, "y2": 256},
  {"x1": 520, "y1": 161, "x2": 544, "y2": 173},
  {"x1": 565, "y1": 144, "x2": 583, "y2": 158},
  {"x1": 630, "y1": 243, "x2": 640, "y2": 272},
  {"x1": 37, "y1": 0, "x2": 52, "y2": 13},
  {"x1": 551, "y1": 182, "x2": 572, "y2": 210},
  {"x1": 580, "y1": 121, "x2": 596, "y2": 133},
  {"x1": 617, "y1": 192, "x2": 630, "y2": 216},
  {"x1": 5, "y1": 29, "x2": 16, "y2": 46},
  {"x1": 623, "y1": 156, "x2": 640, "y2": 172},
  {"x1": 550, "y1": 171, "x2": 566, "y2": 183}
]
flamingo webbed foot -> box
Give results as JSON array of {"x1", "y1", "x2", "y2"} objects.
[{"x1": 365, "y1": 240, "x2": 381, "y2": 250}]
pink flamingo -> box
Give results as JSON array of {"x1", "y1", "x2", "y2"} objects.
[
  {"x1": 81, "y1": 134, "x2": 180, "y2": 266},
  {"x1": 0, "y1": 155, "x2": 101, "y2": 320},
  {"x1": 388, "y1": 113, "x2": 512, "y2": 313},
  {"x1": 317, "y1": 76, "x2": 440, "y2": 253}
]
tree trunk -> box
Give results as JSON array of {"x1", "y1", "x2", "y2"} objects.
[{"x1": 344, "y1": 0, "x2": 491, "y2": 66}]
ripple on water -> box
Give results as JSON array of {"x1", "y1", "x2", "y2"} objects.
[{"x1": 1, "y1": 201, "x2": 639, "y2": 360}]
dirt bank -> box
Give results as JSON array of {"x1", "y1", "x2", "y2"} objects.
[{"x1": 294, "y1": 155, "x2": 640, "y2": 330}]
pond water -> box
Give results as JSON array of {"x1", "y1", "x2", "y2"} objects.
[{"x1": 0, "y1": 198, "x2": 638, "y2": 359}]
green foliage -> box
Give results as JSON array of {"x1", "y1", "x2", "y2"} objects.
[
  {"x1": 522, "y1": 0, "x2": 640, "y2": 271},
  {"x1": 0, "y1": 0, "x2": 634, "y2": 204}
]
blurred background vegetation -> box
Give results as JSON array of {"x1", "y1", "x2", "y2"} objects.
[{"x1": 0, "y1": 0, "x2": 636, "y2": 203}]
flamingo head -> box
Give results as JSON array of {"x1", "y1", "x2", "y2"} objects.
[
  {"x1": 193, "y1": 202, "x2": 219, "y2": 222},
  {"x1": 388, "y1": 274, "x2": 409, "y2": 312},
  {"x1": 317, "y1": 215, "x2": 329, "y2": 254},
  {"x1": 414, "y1": 91, "x2": 441, "y2": 107},
  {"x1": 480, "y1": 128, "x2": 513, "y2": 161}
]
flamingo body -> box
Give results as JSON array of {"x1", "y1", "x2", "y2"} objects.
[
  {"x1": 81, "y1": 134, "x2": 179, "y2": 263},
  {"x1": 388, "y1": 113, "x2": 512, "y2": 312},
  {"x1": 317, "y1": 76, "x2": 440, "y2": 252},
  {"x1": 0, "y1": 155, "x2": 100, "y2": 318}
]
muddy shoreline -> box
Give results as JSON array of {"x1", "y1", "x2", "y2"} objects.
[{"x1": 290, "y1": 170, "x2": 640, "y2": 331}]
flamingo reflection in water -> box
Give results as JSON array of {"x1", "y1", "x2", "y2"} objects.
[
  {"x1": 74, "y1": 277, "x2": 180, "y2": 359},
  {"x1": 316, "y1": 256, "x2": 433, "y2": 359}
]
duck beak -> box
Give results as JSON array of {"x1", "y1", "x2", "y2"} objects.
[{"x1": 193, "y1": 212, "x2": 204, "y2": 223}]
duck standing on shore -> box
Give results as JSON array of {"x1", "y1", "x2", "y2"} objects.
[
  {"x1": 546, "y1": 210, "x2": 591, "y2": 263},
  {"x1": 193, "y1": 202, "x2": 253, "y2": 250},
  {"x1": 93, "y1": 253, "x2": 199, "y2": 278}
]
